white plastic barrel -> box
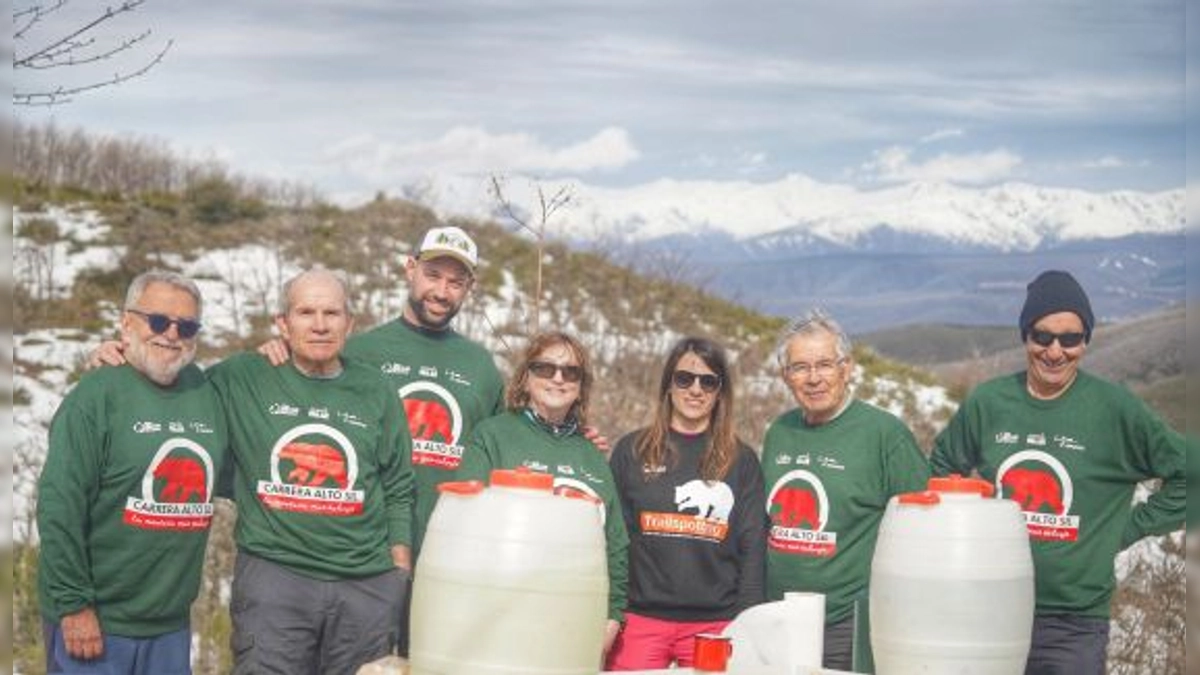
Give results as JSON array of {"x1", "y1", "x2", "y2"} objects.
[
  {"x1": 870, "y1": 474, "x2": 1034, "y2": 675},
  {"x1": 410, "y1": 467, "x2": 608, "y2": 675}
]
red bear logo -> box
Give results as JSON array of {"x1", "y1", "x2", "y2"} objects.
[
  {"x1": 280, "y1": 442, "x2": 348, "y2": 488},
  {"x1": 771, "y1": 487, "x2": 820, "y2": 529},
  {"x1": 154, "y1": 457, "x2": 207, "y2": 502},
  {"x1": 1001, "y1": 467, "x2": 1064, "y2": 514},
  {"x1": 404, "y1": 399, "x2": 454, "y2": 442}
]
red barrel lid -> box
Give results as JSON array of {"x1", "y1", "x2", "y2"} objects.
[
  {"x1": 927, "y1": 473, "x2": 994, "y2": 497},
  {"x1": 490, "y1": 466, "x2": 554, "y2": 491},
  {"x1": 436, "y1": 480, "x2": 485, "y2": 495},
  {"x1": 897, "y1": 474, "x2": 994, "y2": 505}
]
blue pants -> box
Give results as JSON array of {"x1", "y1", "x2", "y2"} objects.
[
  {"x1": 43, "y1": 620, "x2": 191, "y2": 675},
  {"x1": 1025, "y1": 614, "x2": 1110, "y2": 675}
]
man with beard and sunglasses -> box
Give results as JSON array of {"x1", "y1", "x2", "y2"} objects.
[
  {"x1": 37, "y1": 270, "x2": 228, "y2": 675},
  {"x1": 761, "y1": 308, "x2": 930, "y2": 672},
  {"x1": 931, "y1": 269, "x2": 1185, "y2": 675}
]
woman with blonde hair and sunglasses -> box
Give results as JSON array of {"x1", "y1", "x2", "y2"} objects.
[
  {"x1": 605, "y1": 336, "x2": 766, "y2": 671},
  {"x1": 456, "y1": 331, "x2": 629, "y2": 662}
]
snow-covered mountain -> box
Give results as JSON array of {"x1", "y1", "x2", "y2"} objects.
[
  {"x1": 413, "y1": 173, "x2": 1186, "y2": 330},
  {"x1": 414, "y1": 172, "x2": 1184, "y2": 252}
]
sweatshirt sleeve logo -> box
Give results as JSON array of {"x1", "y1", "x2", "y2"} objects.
[
  {"x1": 258, "y1": 423, "x2": 365, "y2": 516},
  {"x1": 638, "y1": 479, "x2": 733, "y2": 543},
  {"x1": 123, "y1": 439, "x2": 216, "y2": 531},
  {"x1": 996, "y1": 450, "x2": 1080, "y2": 542},
  {"x1": 766, "y1": 470, "x2": 837, "y2": 557}
]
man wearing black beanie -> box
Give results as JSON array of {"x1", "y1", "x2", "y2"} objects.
[{"x1": 930, "y1": 269, "x2": 1185, "y2": 675}]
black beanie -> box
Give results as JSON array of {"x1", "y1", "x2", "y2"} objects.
[{"x1": 1019, "y1": 270, "x2": 1094, "y2": 342}]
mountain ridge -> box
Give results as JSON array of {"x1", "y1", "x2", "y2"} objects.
[{"x1": 416, "y1": 172, "x2": 1184, "y2": 252}]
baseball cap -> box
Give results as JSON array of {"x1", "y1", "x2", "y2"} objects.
[{"x1": 416, "y1": 226, "x2": 478, "y2": 271}]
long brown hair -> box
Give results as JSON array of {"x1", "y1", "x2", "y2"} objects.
[
  {"x1": 634, "y1": 336, "x2": 740, "y2": 481},
  {"x1": 505, "y1": 331, "x2": 593, "y2": 427}
]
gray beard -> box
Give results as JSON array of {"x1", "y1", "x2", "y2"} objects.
[{"x1": 126, "y1": 336, "x2": 194, "y2": 386}]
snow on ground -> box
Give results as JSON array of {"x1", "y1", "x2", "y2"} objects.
[{"x1": 13, "y1": 206, "x2": 123, "y2": 299}]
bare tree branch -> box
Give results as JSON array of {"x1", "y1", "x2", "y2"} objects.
[
  {"x1": 488, "y1": 175, "x2": 575, "y2": 335},
  {"x1": 13, "y1": 0, "x2": 67, "y2": 39},
  {"x1": 13, "y1": 0, "x2": 172, "y2": 106}
]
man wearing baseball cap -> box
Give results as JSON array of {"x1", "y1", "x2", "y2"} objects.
[
  {"x1": 931, "y1": 270, "x2": 1185, "y2": 675},
  {"x1": 342, "y1": 224, "x2": 504, "y2": 555}
]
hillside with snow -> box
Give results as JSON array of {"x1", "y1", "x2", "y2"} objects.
[{"x1": 11, "y1": 200, "x2": 958, "y2": 540}]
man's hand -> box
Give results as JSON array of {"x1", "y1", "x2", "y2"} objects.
[
  {"x1": 583, "y1": 426, "x2": 611, "y2": 455},
  {"x1": 257, "y1": 338, "x2": 292, "y2": 367},
  {"x1": 85, "y1": 340, "x2": 126, "y2": 370},
  {"x1": 390, "y1": 544, "x2": 413, "y2": 575},
  {"x1": 61, "y1": 607, "x2": 104, "y2": 660}
]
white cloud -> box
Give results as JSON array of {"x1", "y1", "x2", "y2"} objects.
[
  {"x1": 859, "y1": 145, "x2": 1022, "y2": 185},
  {"x1": 918, "y1": 128, "x2": 965, "y2": 144},
  {"x1": 736, "y1": 150, "x2": 768, "y2": 175},
  {"x1": 1082, "y1": 155, "x2": 1148, "y2": 170},
  {"x1": 322, "y1": 126, "x2": 640, "y2": 184}
]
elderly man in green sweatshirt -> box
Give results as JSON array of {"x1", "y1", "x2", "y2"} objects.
[
  {"x1": 38, "y1": 270, "x2": 229, "y2": 675},
  {"x1": 209, "y1": 267, "x2": 415, "y2": 675}
]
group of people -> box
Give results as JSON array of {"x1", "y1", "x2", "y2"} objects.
[{"x1": 35, "y1": 223, "x2": 1185, "y2": 675}]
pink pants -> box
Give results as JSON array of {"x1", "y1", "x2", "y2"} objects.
[{"x1": 606, "y1": 612, "x2": 731, "y2": 670}]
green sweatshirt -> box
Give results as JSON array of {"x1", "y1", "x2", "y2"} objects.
[
  {"x1": 37, "y1": 364, "x2": 228, "y2": 637},
  {"x1": 458, "y1": 410, "x2": 630, "y2": 622},
  {"x1": 761, "y1": 399, "x2": 930, "y2": 624},
  {"x1": 344, "y1": 318, "x2": 505, "y2": 555},
  {"x1": 208, "y1": 352, "x2": 414, "y2": 581},
  {"x1": 931, "y1": 370, "x2": 1186, "y2": 618}
]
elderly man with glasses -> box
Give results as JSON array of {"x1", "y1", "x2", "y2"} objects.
[
  {"x1": 760, "y1": 308, "x2": 930, "y2": 672},
  {"x1": 37, "y1": 270, "x2": 229, "y2": 675},
  {"x1": 931, "y1": 269, "x2": 1186, "y2": 675}
]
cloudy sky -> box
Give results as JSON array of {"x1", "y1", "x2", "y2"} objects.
[{"x1": 12, "y1": 0, "x2": 1188, "y2": 205}]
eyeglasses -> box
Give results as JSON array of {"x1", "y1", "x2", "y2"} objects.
[
  {"x1": 126, "y1": 309, "x2": 202, "y2": 339},
  {"x1": 783, "y1": 358, "x2": 845, "y2": 380},
  {"x1": 1029, "y1": 328, "x2": 1086, "y2": 349},
  {"x1": 528, "y1": 361, "x2": 584, "y2": 383},
  {"x1": 672, "y1": 370, "x2": 721, "y2": 393}
]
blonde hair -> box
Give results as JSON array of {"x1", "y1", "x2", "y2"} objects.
[{"x1": 506, "y1": 331, "x2": 593, "y2": 427}]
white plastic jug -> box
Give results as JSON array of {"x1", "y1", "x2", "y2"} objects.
[
  {"x1": 722, "y1": 592, "x2": 825, "y2": 671},
  {"x1": 870, "y1": 474, "x2": 1034, "y2": 674},
  {"x1": 410, "y1": 467, "x2": 608, "y2": 675}
]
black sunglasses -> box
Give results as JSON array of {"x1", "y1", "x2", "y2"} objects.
[
  {"x1": 672, "y1": 370, "x2": 721, "y2": 393},
  {"x1": 1029, "y1": 328, "x2": 1085, "y2": 349},
  {"x1": 127, "y1": 309, "x2": 202, "y2": 339},
  {"x1": 528, "y1": 361, "x2": 584, "y2": 383}
]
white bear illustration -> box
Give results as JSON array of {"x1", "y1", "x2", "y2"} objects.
[{"x1": 674, "y1": 479, "x2": 734, "y2": 522}]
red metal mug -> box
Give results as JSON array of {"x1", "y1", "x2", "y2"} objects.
[{"x1": 693, "y1": 632, "x2": 732, "y2": 672}]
